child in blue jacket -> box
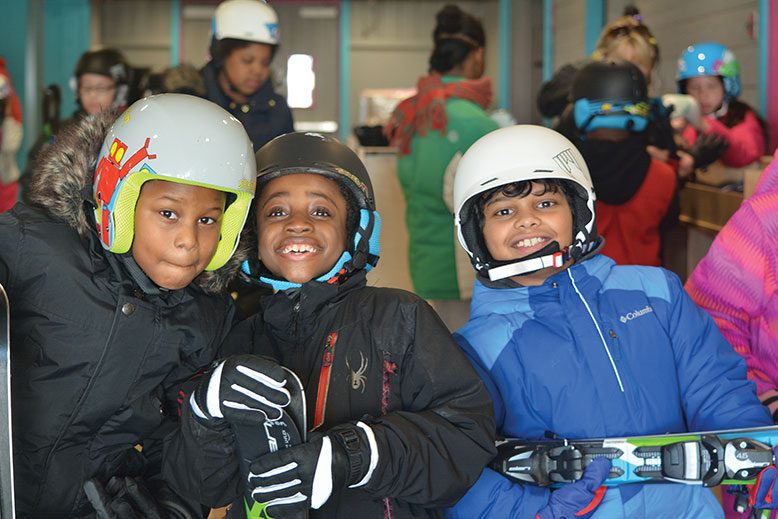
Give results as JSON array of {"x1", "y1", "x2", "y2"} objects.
[{"x1": 445, "y1": 125, "x2": 777, "y2": 518}]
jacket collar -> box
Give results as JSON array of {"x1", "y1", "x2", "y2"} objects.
[
  {"x1": 470, "y1": 255, "x2": 614, "y2": 317},
  {"x1": 261, "y1": 271, "x2": 367, "y2": 341}
]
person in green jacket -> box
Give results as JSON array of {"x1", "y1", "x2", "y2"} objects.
[{"x1": 386, "y1": 4, "x2": 499, "y2": 330}]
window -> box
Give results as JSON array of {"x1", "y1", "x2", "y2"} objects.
[{"x1": 286, "y1": 54, "x2": 315, "y2": 109}]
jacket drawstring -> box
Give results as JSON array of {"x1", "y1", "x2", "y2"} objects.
[{"x1": 567, "y1": 269, "x2": 625, "y2": 392}]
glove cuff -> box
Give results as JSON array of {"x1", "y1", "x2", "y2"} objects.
[{"x1": 328, "y1": 423, "x2": 372, "y2": 487}]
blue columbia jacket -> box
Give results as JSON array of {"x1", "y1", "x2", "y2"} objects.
[{"x1": 447, "y1": 255, "x2": 771, "y2": 519}]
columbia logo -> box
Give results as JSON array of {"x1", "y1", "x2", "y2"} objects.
[{"x1": 619, "y1": 305, "x2": 653, "y2": 323}]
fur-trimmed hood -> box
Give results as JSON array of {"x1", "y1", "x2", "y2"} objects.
[{"x1": 24, "y1": 109, "x2": 249, "y2": 294}]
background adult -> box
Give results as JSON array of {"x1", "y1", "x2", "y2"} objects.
[{"x1": 386, "y1": 4, "x2": 498, "y2": 331}]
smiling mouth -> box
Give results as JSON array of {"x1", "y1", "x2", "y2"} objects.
[
  {"x1": 513, "y1": 236, "x2": 549, "y2": 249},
  {"x1": 278, "y1": 243, "x2": 321, "y2": 257}
]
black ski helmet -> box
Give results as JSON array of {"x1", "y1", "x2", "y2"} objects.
[
  {"x1": 73, "y1": 48, "x2": 132, "y2": 108},
  {"x1": 571, "y1": 60, "x2": 650, "y2": 133},
  {"x1": 243, "y1": 132, "x2": 381, "y2": 290}
]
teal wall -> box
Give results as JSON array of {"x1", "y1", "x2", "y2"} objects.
[
  {"x1": 0, "y1": 1, "x2": 32, "y2": 171},
  {"x1": 43, "y1": 0, "x2": 91, "y2": 120},
  {"x1": 0, "y1": 0, "x2": 88, "y2": 173}
]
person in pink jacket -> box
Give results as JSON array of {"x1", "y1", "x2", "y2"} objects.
[
  {"x1": 674, "y1": 42, "x2": 766, "y2": 176},
  {"x1": 686, "y1": 151, "x2": 778, "y2": 517}
]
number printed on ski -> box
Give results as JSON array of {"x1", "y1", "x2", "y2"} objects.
[
  {"x1": 493, "y1": 425, "x2": 778, "y2": 488},
  {"x1": 0, "y1": 283, "x2": 14, "y2": 518}
]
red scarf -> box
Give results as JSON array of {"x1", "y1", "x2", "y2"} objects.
[
  {"x1": 0, "y1": 58, "x2": 22, "y2": 124},
  {"x1": 385, "y1": 74, "x2": 493, "y2": 155}
]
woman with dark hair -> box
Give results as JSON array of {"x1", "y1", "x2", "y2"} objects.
[
  {"x1": 202, "y1": 0, "x2": 294, "y2": 152},
  {"x1": 386, "y1": 4, "x2": 499, "y2": 331}
]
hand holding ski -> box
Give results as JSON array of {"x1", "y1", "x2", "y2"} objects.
[
  {"x1": 750, "y1": 445, "x2": 778, "y2": 510},
  {"x1": 233, "y1": 364, "x2": 308, "y2": 519},
  {"x1": 190, "y1": 354, "x2": 292, "y2": 426},
  {"x1": 536, "y1": 456, "x2": 610, "y2": 519},
  {"x1": 248, "y1": 422, "x2": 375, "y2": 518}
]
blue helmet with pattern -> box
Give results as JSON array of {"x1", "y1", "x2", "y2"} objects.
[{"x1": 677, "y1": 41, "x2": 741, "y2": 100}]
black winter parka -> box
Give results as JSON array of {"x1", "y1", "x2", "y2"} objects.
[
  {"x1": 164, "y1": 271, "x2": 497, "y2": 518},
  {"x1": 0, "y1": 111, "x2": 242, "y2": 517}
]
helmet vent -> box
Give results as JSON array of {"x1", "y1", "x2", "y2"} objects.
[{"x1": 479, "y1": 177, "x2": 499, "y2": 186}]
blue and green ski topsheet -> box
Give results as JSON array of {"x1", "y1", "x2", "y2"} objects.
[{"x1": 493, "y1": 425, "x2": 778, "y2": 488}]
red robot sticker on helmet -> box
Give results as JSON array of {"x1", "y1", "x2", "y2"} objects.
[{"x1": 94, "y1": 137, "x2": 157, "y2": 246}]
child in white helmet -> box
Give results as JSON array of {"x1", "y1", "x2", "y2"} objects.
[
  {"x1": 445, "y1": 125, "x2": 778, "y2": 518},
  {"x1": 0, "y1": 94, "x2": 255, "y2": 517},
  {"x1": 163, "y1": 132, "x2": 496, "y2": 518},
  {"x1": 203, "y1": 0, "x2": 294, "y2": 152}
]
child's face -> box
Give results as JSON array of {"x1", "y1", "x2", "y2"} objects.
[
  {"x1": 78, "y1": 73, "x2": 117, "y2": 115},
  {"x1": 257, "y1": 173, "x2": 349, "y2": 284},
  {"x1": 482, "y1": 182, "x2": 574, "y2": 285},
  {"x1": 132, "y1": 180, "x2": 225, "y2": 290},
  {"x1": 222, "y1": 43, "x2": 273, "y2": 98},
  {"x1": 685, "y1": 76, "x2": 725, "y2": 115}
]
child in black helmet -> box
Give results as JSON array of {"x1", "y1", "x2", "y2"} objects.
[
  {"x1": 25, "y1": 48, "x2": 133, "y2": 183},
  {"x1": 164, "y1": 132, "x2": 496, "y2": 518},
  {"x1": 563, "y1": 60, "x2": 677, "y2": 268}
]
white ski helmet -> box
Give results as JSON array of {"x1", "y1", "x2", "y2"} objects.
[
  {"x1": 93, "y1": 94, "x2": 256, "y2": 271},
  {"x1": 454, "y1": 125, "x2": 602, "y2": 281},
  {"x1": 212, "y1": 0, "x2": 279, "y2": 46}
]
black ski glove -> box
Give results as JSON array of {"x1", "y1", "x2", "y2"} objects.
[
  {"x1": 690, "y1": 132, "x2": 728, "y2": 170},
  {"x1": 84, "y1": 477, "x2": 165, "y2": 519},
  {"x1": 247, "y1": 422, "x2": 377, "y2": 518},
  {"x1": 190, "y1": 354, "x2": 292, "y2": 427}
]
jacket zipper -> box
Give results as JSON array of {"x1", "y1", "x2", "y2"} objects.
[
  {"x1": 312, "y1": 331, "x2": 338, "y2": 430},
  {"x1": 566, "y1": 269, "x2": 625, "y2": 392}
]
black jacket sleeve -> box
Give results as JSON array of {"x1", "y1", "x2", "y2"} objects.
[
  {"x1": 0, "y1": 209, "x2": 23, "y2": 290},
  {"x1": 161, "y1": 316, "x2": 257, "y2": 507},
  {"x1": 361, "y1": 300, "x2": 496, "y2": 507}
]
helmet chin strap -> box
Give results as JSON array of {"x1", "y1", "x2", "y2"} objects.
[
  {"x1": 241, "y1": 251, "x2": 352, "y2": 292},
  {"x1": 486, "y1": 241, "x2": 569, "y2": 282}
]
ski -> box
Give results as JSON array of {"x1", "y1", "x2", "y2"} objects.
[
  {"x1": 233, "y1": 366, "x2": 307, "y2": 519},
  {"x1": 0, "y1": 283, "x2": 14, "y2": 518},
  {"x1": 493, "y1": 425, "x2": 778, "y2": 488}
]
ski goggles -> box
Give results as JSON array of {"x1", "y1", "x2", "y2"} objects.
[{"x1": 574, "y1": 98, "x2": 650, "y2": 134}]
